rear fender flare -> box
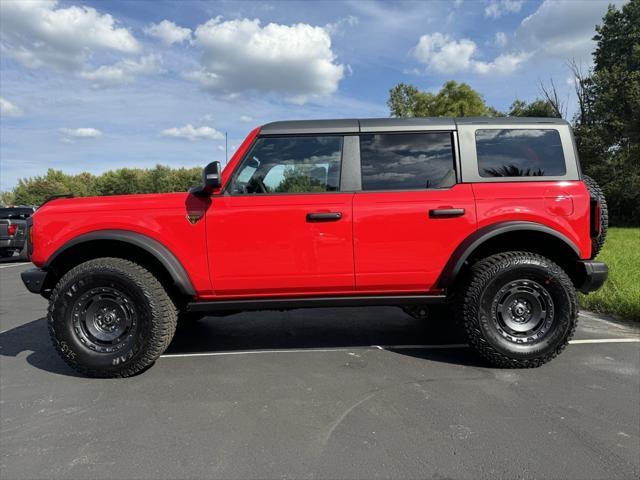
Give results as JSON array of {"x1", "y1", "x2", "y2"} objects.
[{"x1": 437, "y1": 221, "x2": 580, "y2": 288}]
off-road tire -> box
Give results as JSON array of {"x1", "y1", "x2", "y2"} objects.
[
  {"x1": 455, "y1": 252, "x2": 578, "y2": 368},
  {"x1": 48, "y1": 257, "x2": 177, "y2": 377},
  {"x1": 583, "y1": 174, "x2": 608, "y2": 258}
]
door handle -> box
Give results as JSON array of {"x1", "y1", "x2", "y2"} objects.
[
  {"x1": 306, "y1": 212, "x2": 342, "y2": 222},
  {"x1": 429, "y1": 208, "x2": 465, "y2": 218}
]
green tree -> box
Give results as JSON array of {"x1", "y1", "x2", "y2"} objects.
[
  {"x1": 573, "y1": 0, "x2": 640, "y2": 226},
  {"x1": 10, "y1": 165, "x2": 204, "y2": 206},
  {"x1": 274, "y1": 168, "x2": 325, "y2": 193},
  {"x1": 508, "y1": 99, "x2": 561, "y2": 118},
  {"x1": 388, "y1": 80, "x2": 497, "y2": 117},
  {"x1": 0, "y1": 191, "x2": 16, "y2": 206}
]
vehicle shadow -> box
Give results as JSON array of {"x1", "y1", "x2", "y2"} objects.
[
  {"x1": 0, "y1": 307, "x2": 488, "y2": 377},
  {"x1": 0, "y1": 317, "x2": 84, "y2": 377},
  {"x1": 168, "y1": 307, "x2": 488, "y2": 367}
]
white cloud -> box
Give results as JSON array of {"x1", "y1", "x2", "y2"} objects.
[
  {"x1": 516, "y1": 0, "x2": 616, "y2": 62},
  {"x1": 494, "y1": 31, "x2": 508, "y2": 48},
  {"x1": 189, "y1": 17, "x2": 345, "y2": 103},
  {"x1": 473, "y1": 52, "x2": 531, "y2": 74},
  {"x1": 485, "y1": 0, "x2": 523, "y2": 19},
  {"x1": 413, "y1": 32, "x2": 529, "y2": 75},
  {"x1": 79, "y1": 55, "x2": 163, "y2": 88},
  {"x1": 160, "y1": 124, "x2": 224, "y2": 141},
  {"x1": 145, "y1": 20, "x2": 191, "y2": 45},
  {"x1": 60, "y1": 127, "x2": 102, "y2": 138},
  {"x1": 414, "y1": 33, "x2": 477, "y2": 73},
  {"x1": 0, "y1": 98, "x2": 23, "y2": 118},
  {"x1": 324, "y1": 16, "x2": 359, "y2": 36},
  {"x1": 0, "y1": 0, "x2": 139, "y2": 71},
  {"x1": 239, "y1": 115, "x2": 253, "y2": 123}
]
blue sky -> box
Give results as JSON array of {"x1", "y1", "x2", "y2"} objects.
[{"x1": 0, "y1": 0, "x2": 622, "y2": 190}]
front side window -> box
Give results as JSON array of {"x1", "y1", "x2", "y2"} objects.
[
  {"x1": 476, "y1": 129, "x2": 566, "y2": 177},
  {"x1": 229, "y1": 136, "x2": 342, "y2": 194},
  {"x1": 360, "y1": 132, "x2": 456, "y2": 191}
]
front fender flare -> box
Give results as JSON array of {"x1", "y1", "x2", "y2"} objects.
[{"x1": 45, "y1": 229, "x2": 196, "y2": 296}]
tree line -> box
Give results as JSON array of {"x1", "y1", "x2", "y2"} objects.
[
  {"x1": 1, "y1": 2, "x2": 637, "y2": 225},
  {"x1": 1, "y1": 165, "x2": 202, "y2": 206}
]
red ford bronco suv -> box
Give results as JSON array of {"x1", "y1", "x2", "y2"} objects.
[{"x1": 21, "y1": 117, "x2": 608, "y2": 377}]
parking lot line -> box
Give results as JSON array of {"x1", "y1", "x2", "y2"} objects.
[
  {"x1": 160, "y1": 338, "x2": 639, "y2": 358},
  {"x1": 568, "y1": 338, "x2": 640, "y2": 344}
]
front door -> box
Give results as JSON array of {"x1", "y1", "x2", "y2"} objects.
[
  {"x1": 353, "y1": 131, "x2": 477, "y2": 292},
  {"x1": 207, "y1": 135, "x2": 355, "y2": 296}
]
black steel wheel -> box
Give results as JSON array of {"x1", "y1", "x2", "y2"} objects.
[
  {"x1": 493, "y1": 279, "x2": 554, "y2": 344},
  {"x1": 71, "y1": 287, "x2": 137, "y2": 353},
  {"x1": 455, "y1": 252, "x2": 577, "y2": 368},
  {"x1": 48, "y1": 257, "x2": 177, "y2": 378}
]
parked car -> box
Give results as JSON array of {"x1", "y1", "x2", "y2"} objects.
[
  {"x1": 21, "y1": 117, "x2": 608, "y2": 377},
  {"x1": 0, "y1": 206, "x2": 36, "y2": 258}
]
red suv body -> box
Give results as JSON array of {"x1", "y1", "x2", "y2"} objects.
[{"x1": 21, "y1": 117, "x2": 608, "y2": 377}]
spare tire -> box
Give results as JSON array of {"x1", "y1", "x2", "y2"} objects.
[{"x1": 583, "y1": 174, "x2": 608, "y2": 258}]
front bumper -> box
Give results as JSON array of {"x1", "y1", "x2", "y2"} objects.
[
  {"x1": 577, "y1": 261, "x2": 608, "y2": 294},
  {"x1": 21, "y1": 268, "x2": 48, "y2": 294}
]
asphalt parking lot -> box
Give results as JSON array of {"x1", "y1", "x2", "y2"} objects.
[{"x1": 1, "y1": 258, "x2": 639, "y2": 480}]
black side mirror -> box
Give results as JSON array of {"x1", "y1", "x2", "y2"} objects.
[{"x1": 190, "y1": 161, "x2": 221, "y2": 196}]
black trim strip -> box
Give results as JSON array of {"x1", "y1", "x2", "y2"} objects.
[
  {"x1": 188, "y1": 294, "x2": 446, "y2": 312},
  {"x1": 437, "y1": 221, "x2": 581, "y2": 288},
  {"x1": 45, "y1": 230, "x2": 196, "y2": 296}
]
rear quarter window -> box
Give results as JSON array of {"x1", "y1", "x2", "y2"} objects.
[{"x1": 475, "y1": 129, "x2": 566, "y2": 178}]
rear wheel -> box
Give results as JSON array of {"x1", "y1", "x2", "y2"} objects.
[
  {"x1": 48, "y1": 257, "x2": 177, "y2": 377},
  {"x1": 456, "y1": 252, "x2": 577, "y2": 368}
]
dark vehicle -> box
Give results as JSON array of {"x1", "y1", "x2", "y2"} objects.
[{"x1": 0, "y1": 206, "x2": 36, "y2": 258}]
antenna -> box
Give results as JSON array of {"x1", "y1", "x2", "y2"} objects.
[{"x1": 225, "y1": 132, "x2": 228, "y2": 165}]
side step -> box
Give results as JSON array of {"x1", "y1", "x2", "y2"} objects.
[{"x1": 187, "y1": 294, "x2": 447, "y2": 312}]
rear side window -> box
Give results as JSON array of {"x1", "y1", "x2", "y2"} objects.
[
  {"x1": 476, "y1": 129, "x2": 566, "y2": 178},
  {"x1": 360, "y1": 132, "x2": 456, "y2": 191}
]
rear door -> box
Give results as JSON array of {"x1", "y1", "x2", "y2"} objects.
[
  {"x1": 207, "y1": 135, "x2": 355, "y2": 296},
  {"x1": 353, "y1": 131, "x2": 476, "y2": 292}
]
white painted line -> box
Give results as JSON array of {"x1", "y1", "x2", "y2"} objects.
[
  {"x1": 161, "y1": 347, "x2": 366, "y2": 358},
  {"x1": 160, "y1": 339, "x2": 639, "y2": 359},
  {"x1": 569, "y1": 338, "x2": 640, "y2": 344},
  {"x1": 0, "y1": 262, "x2": 30, "y2": 269}
]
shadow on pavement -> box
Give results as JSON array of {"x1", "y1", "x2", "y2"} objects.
[
  {"x1": 0, "y1": 317, "x2": 83, "y2": 377},
  {"x1": 0, "y1": 307, "x2": 487, "y2": 377},
  {"x1": 169, "y1": 307, "x2": 488, "y2": 367}
]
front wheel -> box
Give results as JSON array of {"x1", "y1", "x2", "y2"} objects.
[
  {"x1": 456, "y1": 252, "x2": 577, "y2": 368},
  {"x1": 48, "y1": 257, "x2": 177, "y2": 377}
]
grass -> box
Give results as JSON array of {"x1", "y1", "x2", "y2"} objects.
[{"x1": 579, "y1": 227, "x2": 640, "y2": 321}]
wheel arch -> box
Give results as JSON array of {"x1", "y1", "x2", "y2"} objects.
[
  {"x1": 43, "y1": 230, "x2": 195, "y2": 298},
  {"x1": 438, "y1": 221, "x2": 582, "y2": 290}
]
